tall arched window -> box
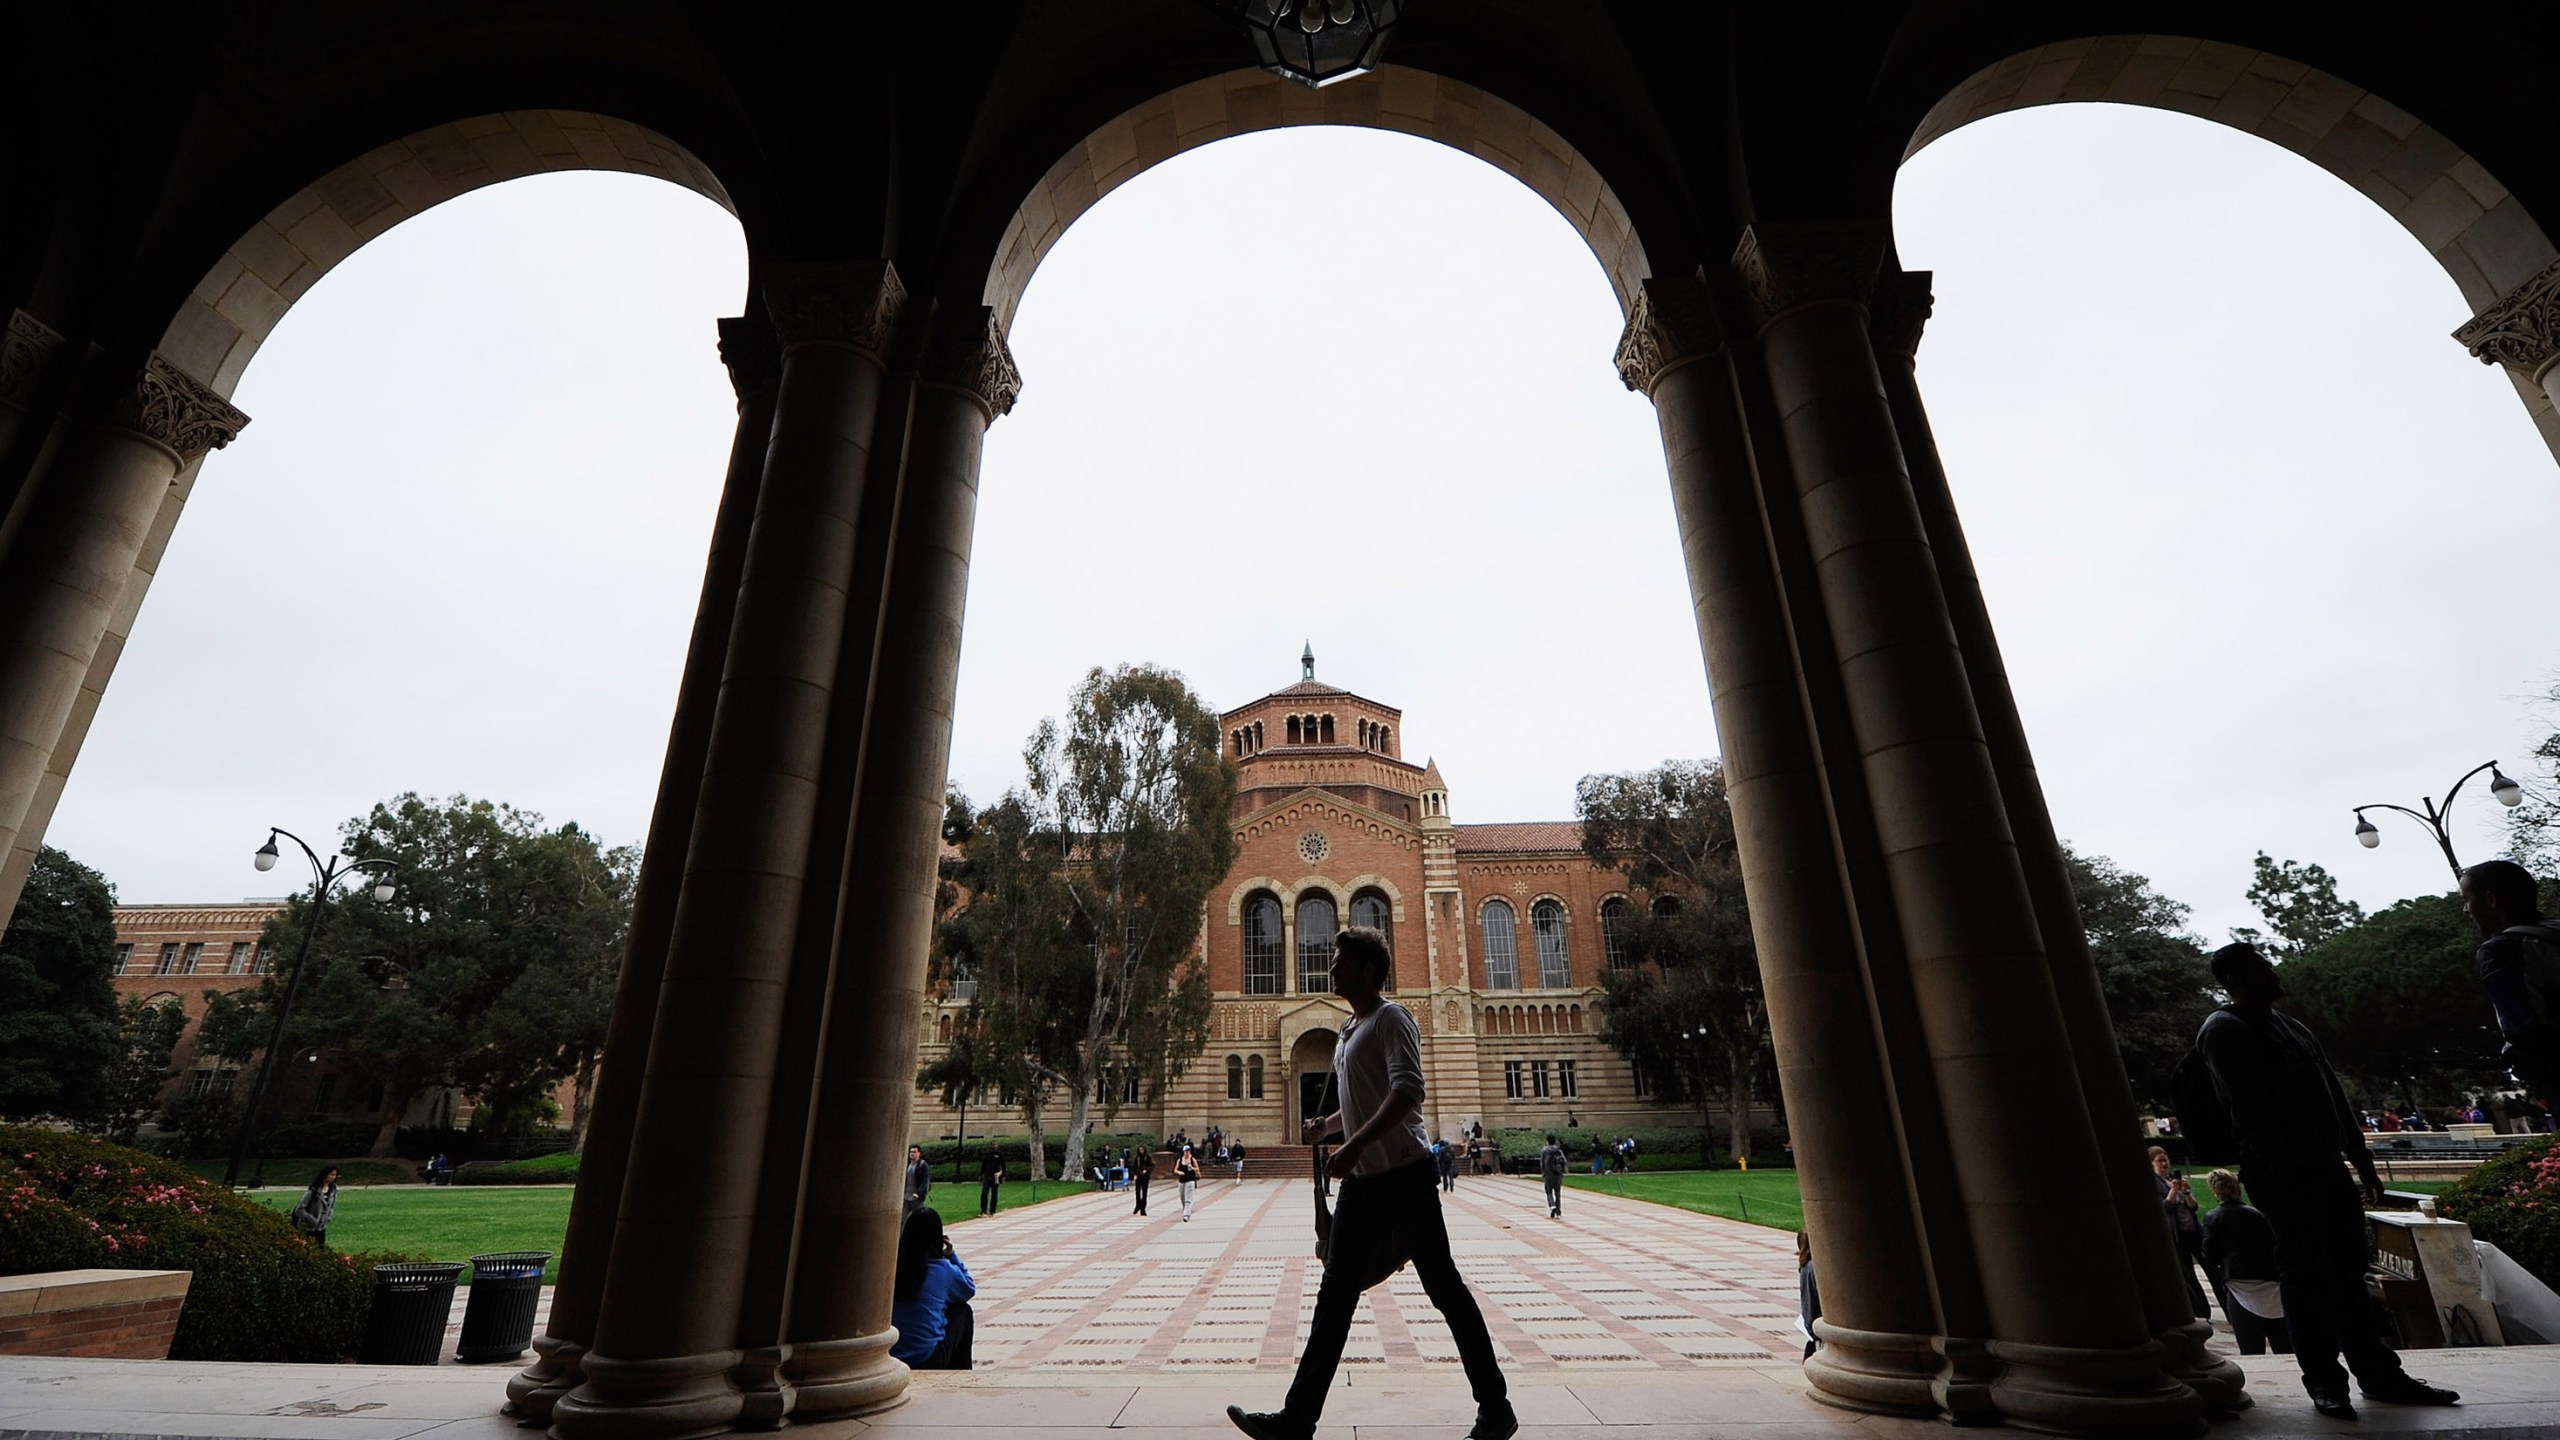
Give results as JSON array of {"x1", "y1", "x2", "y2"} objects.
[
  {"x1": 1297, "y1": 892, "x2": 1337, "y2": 992},
  {"x1": 936, "y1": 1014, "x2": 952, "y2": 1044},
  {"x1": 1350, "y1": 890, "x2": 1391, "y2": 952},
  {"x1": 1248, "y1": 1054, "x2": 1265, "y2": 1099},
  {"x1": 1533, "y1": 899, "x2": 1570, "y2": 988},
  {"x1": 1481, "y1": 899, "x2": 1519, "y2": 989},
  {"x1": 1243, "y1": 894, "x2": 1283, "y2": 995},
  {"x1": 1227, "y1": 1054, "x2": 1244, "y2": 1100},
  {"x1": 1599, "y1": 896, "x2": 1630, "y2": 971}
]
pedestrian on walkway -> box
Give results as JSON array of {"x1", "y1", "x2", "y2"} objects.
[
  {"x1": 1435, "y1": 1136, "x2": 1458, "y2": 1192},
  {"x1": 1227, "y1": 926, "x2": 1514, "y2": 1440},
  {"x1": 1539, "y1": 1134, "x2": 1566, "y2": 1218},
  {"x1": 2200, "y1": 1169, "x2": 2291, "y2": 1356},
  {"x1": 1177, "y1": 1144, "x2": 1201, "y2": 1221},
  {"x1": 289, "y1": 1166, "x2": 338, "y2": 1246},
  {"x1": 904, "y1": 1145, "x2": 933, "y2": 1219},
  {"x1": 1232, "y1": 1139, "x2": 1248, "y2": 1179},
  {"x1": 1133, "y1": 1142, "x2": 1155, "y2": 1216},
  {"x1": 2197, "y1": 943, "x2": 2458, "y2": 1420},
  {"x1": 978, "y1": 1147, "x2": 1004, "y2": 1217},
  {"x1": 2461, "y1": 859, "x2": 2560, "y2": 1101}
]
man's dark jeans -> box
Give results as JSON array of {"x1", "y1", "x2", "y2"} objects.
[
  {"x1": 1283, "y1": 1157, "x2": 1507, "y2": 1424},
  {"x1": 2242, "y1": 1162, "x2": 2410, "y2": 1397},
  {"x1": 1133, "y1": 1170, "x2": 1151, "y2": 1215}
]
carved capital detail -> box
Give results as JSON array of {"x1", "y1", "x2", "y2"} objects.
[
  {"x1": 1868, "y1": 270, "x2": 1934, "y2": 360},
  {"x1": 716, "y1": 314, "x2": 781, "y2": 399},
  {"x1": 1731, "y1": 221, "x2": 1887, "y2": 321},
  {"x1": 1, "y1": 310, "x2": 68, "y2": 405},
  {"x1": 765, "y1": 259, "x2": 908, "y2": 361},
  {"x1": 922, "y1": 306, "x2": 1022, "y2": 419},
  {"x1": 112, "y1": 355, "x2": 249, "y2": 465},
  {"x1": 2454, "y1": 257, "x2": 2560, "y2": 380},
  {"x1": 1613, "y1": 275, "x2": 1723, "y2": 395}
]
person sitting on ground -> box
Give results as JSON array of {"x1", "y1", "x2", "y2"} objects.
[
  {"x1": 2199, "y1": 1169, "x2": 2290, "y2": 1357},
  {"x1": 2197, "y1": 943, "x2": 2458, "y2": 1419},
  {"x1": 2461, "y1": 859, "x2": 2560, "y2": 1103},
  {"x1": 890, "y1": 1207, "x2": 976, "y2": 1370}
]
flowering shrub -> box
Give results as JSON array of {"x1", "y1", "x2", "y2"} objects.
[
  {"x1": 0, "y1": 1125, "x2": 412, "y2": 1360},
  {"x1": 2435, "y1": 1134, "x2": 2560, "y2": 1289}
]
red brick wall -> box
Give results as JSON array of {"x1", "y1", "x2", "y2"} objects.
[{"x1": 0, "y1": 1272, "x2": 191, "y2": 1359}]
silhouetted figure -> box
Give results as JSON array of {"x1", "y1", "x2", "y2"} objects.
[
  {"x1": 2197, "y1": 944, "x2": 2456, "y2": 1420},
  {"x1": 2201, "y1": 1169, "x2": 2291, "y2": 1356},
  {"x1": 1133, "y1": 1143, "x2": 1155, "y2": 1216},
  {"x1": 2149, "y1": 1145, "x2": 2213, "y2": 1319},
  {"x1": 1538, "y1": 1135, "x2": 1566, "y2": 1218},
  {"x1": 1227, "y1": 926, "x2": 1513, "y2": 1440},
  {"x1": 978, "y1": 1148, "x2": 1004, "y2": 1217},
  {"x1": 2461, "y1": 859, "x2": 2560, "y2": 1101}
]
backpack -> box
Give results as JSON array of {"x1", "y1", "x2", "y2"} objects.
[{"x1": 2169, "y1": 1027, "x2": 2239, "y2": 1167}]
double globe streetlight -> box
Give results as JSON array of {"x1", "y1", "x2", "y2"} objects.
[
  {"x1": 223, "y1": 828, "x2": 398, "y2": 1189},
  {"x1": 2351, "y1": 760, "x2": 2524, "y2": 882}
]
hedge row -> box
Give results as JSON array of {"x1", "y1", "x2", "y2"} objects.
[
  {"x1": 2435, "y1": 1134, "x2": 2560, "y2": 1289},
  {"x1": 456, "y1": 1151, "x2": 581, "y2": 1185},
  {"x1": 0, "y1": 1126, "x2": 417, "y2": 1361}
]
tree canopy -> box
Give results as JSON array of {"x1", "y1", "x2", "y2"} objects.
[
  {"x1": 929, "y1": 664, "x2": 1235, "y2": 1182},
  {"x1": 0, "y1": 846, "x2": 121, "y2": 1123},
  {"x1": 2066, "y1": 846, "x2": 2216, "y2": 1110},
  {"x1": 2279, "y1": 891, "x2": 2506, "y2": 1105},
  {"x1": 1577, "y1": 759, "x2": 1765, "y2": 1161},
  {"x1": 199, "y1": 794, "x2": 635, "y2": 1154},
  {"x1": 2230, "y1": 851, "x2": 2365, "y2": 959}
]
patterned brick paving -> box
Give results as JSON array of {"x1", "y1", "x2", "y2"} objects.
[{"x1": 949, "y1": 1174, "x2": 1805, "y2": 1375}]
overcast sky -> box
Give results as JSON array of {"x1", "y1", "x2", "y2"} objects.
[{"x1": 47, "y1": 102, "x2": 2559, "y2": 943}]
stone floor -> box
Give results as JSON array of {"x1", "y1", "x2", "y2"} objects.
[{"x1": 3, "y1": 1178, "x2": 2556, "y2": 1438}]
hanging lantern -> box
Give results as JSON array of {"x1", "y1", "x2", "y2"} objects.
[{"x1": 1213, "y1": 0, "x2": 1402, "y2": 88}]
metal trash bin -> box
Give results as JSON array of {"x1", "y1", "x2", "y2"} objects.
[
  {"x1": 359, "y1": 1261, "x2": 466, "y2": 1365},
  {"x1": 456, "y1": 1250, "x2": 553, "y2": 1363}
]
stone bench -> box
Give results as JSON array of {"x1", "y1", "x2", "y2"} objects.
[{"x1": 0, "y1": 1269, "x2": 191, "y2": 1359}]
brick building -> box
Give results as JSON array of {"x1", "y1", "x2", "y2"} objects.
[{"x1": 914, "y1": 650, "x2": 1696, "y2": 1148}]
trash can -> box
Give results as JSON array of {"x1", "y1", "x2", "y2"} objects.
[
  {"x1": 456, "y1": 1250, "x2": 553, "y2": 1363},
  {"x1": 359, "y1": 1262, "x2": 465, "y2": 1365}
]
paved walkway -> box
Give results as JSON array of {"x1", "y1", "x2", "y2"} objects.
[{"x1": 5, "y1": 1178, "x2": 2559, "y2": 1436}]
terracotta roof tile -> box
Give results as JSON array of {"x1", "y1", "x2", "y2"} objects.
[{"x1": 1453, "y1": 821, "x2": 1584, "y2": 854}]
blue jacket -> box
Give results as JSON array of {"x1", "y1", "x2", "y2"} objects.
[{"x1": 891, "y1": 1256, "x2": 976, "y2": 1363}]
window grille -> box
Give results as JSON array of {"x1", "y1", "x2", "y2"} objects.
[
  {"x1": 1481, "y1": 901, "x2": 1518, "y2": 989},
  {"x1": 1532, "y1": 901, "x2": 1569, "y2": 988},
  {"x1": 1297, "y1": 893, "x2": 1336, "y2": 993},
  {"x1": 1600, "y1": 897, "x2": 1630, "y2": 970},
  {"x1": 1243, "y1": 895, "x2": 1283, "y2": 995},
  {"x1": 1504, "y1": 1060, "x2": 1524, "y2": 1099}
]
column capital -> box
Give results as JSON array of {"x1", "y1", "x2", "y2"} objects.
[
  {"x1": 765, "y1": 259, "x2": 908, "y2": 362},
  {"x1": 921, "y1": 306, "x2": 1022, "y2": 419},
  {"x1": 1868, "y1": 270, "x2": 1934, "y2": 361},
  {"x1": 1731, "y1": 221, "x2": 1887, "y2": 321},
  {"x1": 109, "y1": 355, "x2": 248, "y2": 465},
  {"x1": 716, "y1": 314, "x2": 782, "y2": 399},
  {"x1": 1612, "y1": 275, "x2": 1721, "y2": 396},
  {"x1": 2454, "y1": 256, "x2": 2560, "y2": 381},
  {"x1": 1, "y1": 310, "x2": 68, "y2": 407}
]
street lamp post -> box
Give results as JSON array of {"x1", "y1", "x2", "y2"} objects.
[
  {"x1": 1689, "y1": 1025, "x2": 1713, "y2": 1168},
  {"x1": 2351, "y1": 760, "x2": 2524, "y2": 881},
  {"x1": 222, "y1": 828, "x2": 397, "y2": 1190}
]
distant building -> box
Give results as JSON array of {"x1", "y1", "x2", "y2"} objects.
[
  {"x1": 912, "y1": 648, "x2": 1705, "y2": 1147},
  {"x1": 110, "y1": 902, "x2": 284, "y2": 1118}
]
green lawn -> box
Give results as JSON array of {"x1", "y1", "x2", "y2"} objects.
[
  {"x1": 1561, "y1": 1168, "x2": 1804, "y2": 1232},
  {"x1": 243, "y1": 1175, "x2": 1076, "y2": 1283}
]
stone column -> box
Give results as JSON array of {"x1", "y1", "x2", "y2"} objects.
[
  {"x1": 1615, "y1": 275, "x2": 1941, "y2": 1416},
  {"x1": 784, "y1": 303, "x2": 1016, "y2": 1419},
  {"x1": 1868, "y1": 271, "x2": 2247, "y2": 1417},
  {"x1": 0, "y1": 354, "x2": 245, "y2": 907},
  {"x1": 553, "y1": 261, "x2": 905, "y2": 1440},
  {"x1": 509, "y1": 315, "x2": 782, "y2": 1425},
  {"x1": 2455, "y1": 256, "x2": 2560, "y2": 410},
  {"x1": 0, "y1": 310, "x2": 72, "y2": 549},
  {"x1": 1736, "y1": 222, "x2": 2193, "y2": 1432}
]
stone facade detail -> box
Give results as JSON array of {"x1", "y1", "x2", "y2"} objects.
[
  {"x1": 1731, "y1": 220, "x2": 1887, "y2": 320},
  {"x1": 113, "y1": 356, "x2": 250, "y2": 465},
  {"x1": 2454, "y1": 256, "x2": 2560, "y2": 380},
  {"x1": 1613, "y1": 275, "x2": 1722, "y2": 396},
  {"x1": 1, "y1": 310, "x2": 68, "y2": 405},
  {"x1": 764, "y1": 259, "x2": 907, "y2": 361},
  {"x1": 921, "y1": 305, "x2": 1022, "y2": 418},
  {"x1": 1868, "y1": 269, "x2": 1935, "y2": 360},
  {"x1": 715, "y1": 314, "x2": 781, "y2": 399}
]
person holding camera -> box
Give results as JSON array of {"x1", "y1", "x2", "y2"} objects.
[
  {"x1": 890, "y1": 1208, "x2": 975, "y2": 1370},
  {"x1": 2148, "y1": 1145, "x2": 2214, "y2": 1319}
]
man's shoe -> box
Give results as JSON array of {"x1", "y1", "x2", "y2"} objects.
[
  {"x1": 1470, "y1": 1403, "x2": 1519, "y2": 1440},
  {"x1": 2308, "y1": 1389, "x2": 2357, "y2": 1420},
  {"x1": 2364, "y1": 1377, "x2": 2460, "y2": 1406},
  {"x1": 1225, "y1": 1405, "x2": 1313, "y2": 1440}
]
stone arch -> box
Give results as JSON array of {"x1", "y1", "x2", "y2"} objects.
[
  {"x1": 1224, "y1": 876, "x2": 1290, "y2": 925},
  {"x1": 1342, "y1": 872, "x2": 1406, "y2": 920},
  {"x1": 984, "y1": 66, "x2": 1650, "y2": 331},
  {"x1": 1904, "y1": 36, "x2": 2560, "y2": 447},
  {"x1": 161, "y1": 111, "x2": 738, "y2": 398}
]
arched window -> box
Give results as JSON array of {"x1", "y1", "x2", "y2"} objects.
[
  {"x1": 1297, "y1": 892, "x2": 1337, "y2": 992},
  {"x1": 1533, "y1": 899, "x2": 1570, "y2": 988},
  {"x1": 1600, "y1": 896, "x2": 1630, "y2": 971},
  {"x1": 1320, "y1": 714, "x2": 1335, "y2": 743},
  {"x1": 1243, "y1": 894, "x2": 1283, "y2": 995},
  {"x1": 1248, "y1": 1054, "x2": 1265, "y2": 1099},
  {"x1": 1570, "y1": 1004, "x2": 1583, "y2": 1032},
  {"x1": 1350, "y1": 889, "x2": 1392, "y2": 957},
  {"x1": 1481, "y1": 900, "x2": 1519, "y2": 989},
  {"x1": 1227, "y1": 1054, "x2": 1244, "y2": 1100},
  {"x1": 936, "y1": 1014, "x2": 952, "y2": 1044}
]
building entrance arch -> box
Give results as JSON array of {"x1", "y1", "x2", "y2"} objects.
[{"x1": 1288, "y1": 1025, "x2": 1339, "y2": 1140}]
